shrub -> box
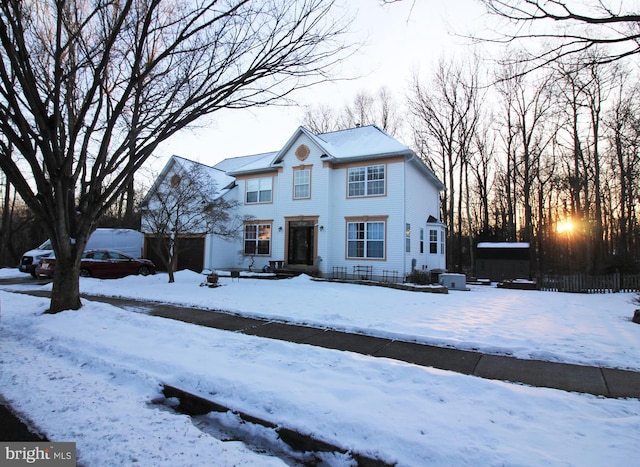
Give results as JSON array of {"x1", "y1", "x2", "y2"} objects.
[{"x1": 406, "y1": 269, "x2": 431, "y2": 285}]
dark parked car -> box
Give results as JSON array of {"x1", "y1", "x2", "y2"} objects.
[{"x1": 36, "y1": 249, "x2": 156, "y2": 279}]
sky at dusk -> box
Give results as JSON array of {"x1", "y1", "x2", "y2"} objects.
[{"x1": 152, "y1": 0, "x2": 487, "y2": 172}]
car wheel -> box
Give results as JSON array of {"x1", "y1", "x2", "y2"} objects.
[
  {"x1": 80, "y1": 268, "x2": 91, "y2": 277},
  {"x1": 137, "y1": 266, "x2": 151, "y2": 276}
]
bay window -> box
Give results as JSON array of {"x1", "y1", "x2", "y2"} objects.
[{"x1": 429, "y1": 229, "x2": 438, "y2": 254}]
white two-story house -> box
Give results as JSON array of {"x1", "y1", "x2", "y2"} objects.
[{"x1": 143, "y1": 125, "x2": 447, "y2": 279}]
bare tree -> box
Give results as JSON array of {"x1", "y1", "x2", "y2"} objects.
[
  {"x1": 605, "y1": 69, "x2": 640, "y2": 267},
  {"x1": 477, "y1": 0, "x2": 640, "y2": 70},
  {"x1": 554, "y1": 59, "x2": 589, "y2": 222},
  {"x1": 302, "y1": 103, "x2": 339, "y2": 134},
  {"x1": 408, "y1": 57, "x2": 481, "y2": 271},
  {"x1": 302, "y1": 86, "x2": 402, "y2": 135},
  {"x1": 0, "y1": 176, "x2": 45, "y2": 267},
  {"x1": 582, "y1": 59, "x2": 615, "y2": 272},
  {"x1": 0, "y1": 0, "x2": 352, "y2": 312},
  {"x1": 470, "y1": 114, "x2": 497, "y2": 239},
  {"x1": 496, "y1": 61, "x2": 554, "y2": 245},
  {"x1": 553, "y1": 53, "x2": 617, "y2": 272},
  {"x1": 141, "y1": 159, "x2": 239, "y2": 283}
]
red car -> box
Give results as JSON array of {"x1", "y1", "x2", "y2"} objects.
[{"x1": 36, "y1": 249, "x2": 156, "y2": 279}]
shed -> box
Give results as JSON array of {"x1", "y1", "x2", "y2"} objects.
[{"x1": 475, "y1": 242, "x2": 530, "y2": 282}]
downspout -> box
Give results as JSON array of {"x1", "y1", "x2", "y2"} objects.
[{"x1": 403, "y1": 152, "x2": 410, "y2": 279}]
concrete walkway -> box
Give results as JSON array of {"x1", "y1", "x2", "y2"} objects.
[{"x1": 87, "y1": 294, "x2": 640, "y2": 400}]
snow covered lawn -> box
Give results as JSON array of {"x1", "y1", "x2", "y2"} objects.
[
  {"x1": 18, "y1": 268, "x2": 640, "y2": 370},
  {"x1": 1, "y1": 269, "x2": 639, "y2": 465}
]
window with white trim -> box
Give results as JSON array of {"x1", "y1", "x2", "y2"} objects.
[
  {"x1": 347, "y1": 164, "x2": 385, "y2": 197},
  {"x1": 440, "y1": 230, "x2": 445, "y2": 255},
  {"x1": 405, "y1": 223, "x2": 411, "y2": 253},
  {"x1": 420, "y1": 228, "x2": 424, "y2": 254},
  {"x1": 244, "y1": 223, "x2": 271, "y2": 255},
  {"x1": 293, "y1": 168, "x2": 311, "y2": 199},
  {"x1": 246, "y1": 177, "x2": 272, "y2": 204},
  {"x1": 347, "y1": 221, "x2": 385, "y2": 259},
  {"x1": 429, "y1": 229, "x2": 438, "y2": 254}
]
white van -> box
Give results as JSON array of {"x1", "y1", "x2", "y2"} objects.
[{"x1": 19, "y1": 228, "x2": 144, "y2": 276}]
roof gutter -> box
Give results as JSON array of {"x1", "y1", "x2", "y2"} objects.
[
  {"x1": 226, "y1": 166, "x2": 281, "y2": 177},
  {"x1": 322, "y1": 150, "x2": 412, "y2": 165}
]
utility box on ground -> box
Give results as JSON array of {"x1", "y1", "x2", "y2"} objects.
[{"x1": 439, "y1": 273, "x2": 467, "y2": 290}]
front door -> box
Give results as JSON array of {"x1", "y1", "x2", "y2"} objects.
[{"x1": 288, "y1": 221, "x2": 314, "y2": 265}]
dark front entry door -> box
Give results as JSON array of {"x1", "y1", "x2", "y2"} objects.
[{"x1": 288, "y1": 222, "x2": 314, "y2": 265}]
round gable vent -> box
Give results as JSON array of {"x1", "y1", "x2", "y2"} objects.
[{"x1": 295, "y1": 144, "x2": 310, "y2": 161}]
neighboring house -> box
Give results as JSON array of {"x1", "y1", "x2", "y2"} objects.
[
  {"x1": 475, "y1": 242, "x2": 531, "y2": 281},
  {"x1": 142, "y1": 125, "x2": 447, "y2": 279}
]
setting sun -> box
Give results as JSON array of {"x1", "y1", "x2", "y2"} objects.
[{"x1": 557, "y1": 220, "x2": 573, "y2": 234}]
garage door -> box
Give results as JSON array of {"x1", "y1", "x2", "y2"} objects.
[{"x1": 144, "y1": 235, "x2": 205, "y2": 273}]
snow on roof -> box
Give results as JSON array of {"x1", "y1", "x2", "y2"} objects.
[
  {"x1": 477, "y1": 242, "x2": 531, "y2": 249},
  {"x1": 172, "y1": 156, "x2": 236, "y2": 199},
  {"x1": 316, "y1": 125, "x2": 411, "y2": 159},
  {"x1": 172, "y1": 126, "x2": 442, "y2": 190},
  {"x1": 226, "y1": 126, "x2": 413, "y2": 176},
  {"x1": 213, "y1": 151, "x2": 277, "y2": 173}
]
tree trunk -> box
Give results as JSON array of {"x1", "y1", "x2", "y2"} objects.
[
  {"x1": 1, "y1": 175, "x2": 10, "y2": 265},
  {"x1": 125, "y1": 177, "x2": 136, "y2": 224},
  {"x1": 457, "y1": 161, "x2": 464, "y2": 271},
  {"x1": 589, "y1": 90, "x2": 604, "y2": 274},
  {"x1": 167, "y1": 235, "x2": 177, "y2": 283},
  {"x1": 167, "y1": 248, "x2": 176, "y2": 283},
  {"x1": 48, "y1": 256, "x2": 82, "y2": 313},
  {"x1": 465, "y1": 163, "x2": 475, "y2": 274}
]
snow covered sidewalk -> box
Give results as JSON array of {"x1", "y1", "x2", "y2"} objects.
[{"x1": 94, "y1": 295, "x2": 638, "y2": 399}]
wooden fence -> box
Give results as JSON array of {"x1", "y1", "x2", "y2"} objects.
[{"x1": 538, "y1": 273, "x2": 640, "y2": 293}]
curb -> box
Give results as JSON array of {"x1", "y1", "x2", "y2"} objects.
[{"x1": 161, "y1": 384, "x2": 392, "y2": 467}]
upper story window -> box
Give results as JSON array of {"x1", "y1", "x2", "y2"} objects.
[
  {"x1": 246, "y1": 177, "x2": 272, "y2": 204},
  {"x1": 348, "y1": 164, "x2": 385, "y2": 197},
  {"x1": 293, "y1": 168, "x2": 311, "y2": 199}
]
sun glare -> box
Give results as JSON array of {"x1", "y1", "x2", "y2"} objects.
[{"x1": 557, "y1": 220, "x2": 573, "y2": 234}]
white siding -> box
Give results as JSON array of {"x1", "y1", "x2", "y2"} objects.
[
  {"x1": 204, "y1": 234, "x2": 240, "y2": 270},
  {"x1": 183, "y1": 131, "x2": 447, "y2": 275},
  {"x1": 404, "y1": 158, "x2": 446, "y2": 272},
  {"x1": 325, "y1": 159, "x2": 406, "y2": 278},
  {"x1": 233, "y1": 174, "x2": 278, "y2": 271}
]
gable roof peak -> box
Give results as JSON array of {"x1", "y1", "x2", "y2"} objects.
[
  {"x1": 317, "y1": 124, "x2": 386, "y2": 138},
  {"x1": 142, "y1": 154, "x2": 236, "y2": 205},
  {"x1": 222, "y1": 125, "x2": 417, "y2": 176}
]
